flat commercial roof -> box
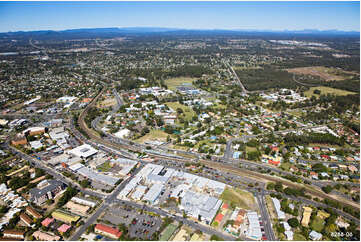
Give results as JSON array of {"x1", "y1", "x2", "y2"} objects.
[
  {"x1": 76, "y1": 165, "x2": 119, "y2": 186},
  {"x1": 69, "y1": 144, "x2": 98, "y2": 159},
  {"x1": 143, "y1": 184, "x2": 163, "y2": 203},
  {"x1": 271, "y1": 198, "x2": 286, "y2": 219}
]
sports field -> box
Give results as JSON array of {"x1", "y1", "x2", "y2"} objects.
[
  {"x1": 164, "y1": 77, "x2": 196, "y2": 91},
  {"x1": 159, "y1": 224, "x2": 178, "y2": 241},
  {"x1": 165, "y1": 102, "x2": 196, "y2": 121}
]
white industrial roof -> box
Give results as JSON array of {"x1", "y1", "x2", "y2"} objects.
[
  {"x1": 143, "y1": 184, "x2": 163, "y2": 203},
  {"x1": 76, "y1": 166, "x2": 118, "y2": 186},
  {"x1": 69, "y1": 144, "x2": 98, "y2": 159},
  {"x1": 271, "y1": 198, "x2": 286, "y2": 219}
]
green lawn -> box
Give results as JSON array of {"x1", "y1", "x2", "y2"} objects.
[
  {"x1": 97, "y1": 161, "x2": 112, "y2": 172},
  {"x1": 293, "y1": 233, "x2": 307, "y2": 241},
  {"x1": 159, "y1": 224, "x2": 178, "y2": 241},
  {"x1": 280, "y1": 162, "x2": 292, "y2": 171},
  {"x1": 246, "y1": 146, "x2": 257, "y2": 153},
  {"x1": 220, "y1": 187, "x2": 255, "y2": 210},
  {"x1": 304, "y1": 86, "x2": 356, "y2": 98},
  {"x1": 164, "y1": 77, "x2": 196, "y2": 91},
  {"x1": 311, "y1": 217, "x2": 325, "y2": 232},
  {"x1": 165, "y1": 102, "x2": 196, "y2": 122}
]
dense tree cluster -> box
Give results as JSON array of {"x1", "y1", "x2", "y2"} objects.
[
  {"x1": 57, "y1": 186, "x2": 78, "y2": 208},
  {"x1": 284, "y1": 132, "x2": 345, "y2": 146}
]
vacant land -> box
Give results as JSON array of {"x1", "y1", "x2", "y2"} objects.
[
  {"x1": 97, "y1": 97, "x2": 116, "y2": 108},
  {"x1": 304, "y1": 86, "x2": 356, "y2": 98},
  {"x1": 265, "y1": 195, "x2": 278, "y2": 221},
  {"x1": 286, "y1": 66, "x2": 353, "y2": 81},
  {"x1": 164, "y1": 77, "x2": 196, "y2": 91},
  {"x1": 165, "y1": 102, "x2": 196, "y2": 121},
  {"x1": 246, "y1": 146, "x2": 257, "y2": 153},
  {"x1": 135, "y1": 129, "x2": 169, "y2": 144},
  {"x1": 220, "y1": 187, "x2": 255, "y2": 210}
]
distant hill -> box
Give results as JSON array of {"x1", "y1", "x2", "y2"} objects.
[{"x1": 0, "y1": 27, "x2": 359, "y2": 41}]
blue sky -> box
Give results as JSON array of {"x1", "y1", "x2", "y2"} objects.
[{"x1": 0, "y1": 1, "x2": 359, "y2": 32}]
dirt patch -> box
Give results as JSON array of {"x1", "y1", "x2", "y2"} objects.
[
  {"x1": 97, "y1": 98, "x2": 116, "y2": 108},
  {"x1": 286, "y1": 66, "x2": 355, "y2": 81}
]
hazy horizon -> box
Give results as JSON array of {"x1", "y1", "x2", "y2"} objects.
[{"x1": 0, "y1": 1, "x2": 359, "y2": 33}]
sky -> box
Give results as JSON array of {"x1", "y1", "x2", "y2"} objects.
[{"x1": 0, "y1": 1, "x2": 359, "y2": 32}]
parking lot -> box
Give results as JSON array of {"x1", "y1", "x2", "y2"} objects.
[
  {"x1": 128, "y1": 213, "x2": 162, "y2": 240},
  {"x1": 102, "y1": 203, "x2": 162, "y2": 240}
]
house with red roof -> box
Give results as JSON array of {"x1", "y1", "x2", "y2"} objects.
[
  {"x1": 313, "y1": 147, "x2": 320, "y2": 151},
  {"x1": 348, "y1": 165, "x2": 358, "y2": 173},
  {"x1": 58, "y1": 224, "x2": 71, "y2": 233},
  {"x1": 268, "y1": 159, "x2": 280, "y2": 166},
  {"x1": 95, "y1": 224, "x2": 122, "y2": 239},
  {"x1": 214, "y1": 213, "x2": 224, "y2": 224},
  {"x1": 41, "y1": 218, "x2": 54, "y2": 228}
]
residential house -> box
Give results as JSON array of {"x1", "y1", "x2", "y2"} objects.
[
  {"x1": 20, "y1": 213, "x2": 32, "y2": 227},
  {"x1": 51, "y1": 210, "x2": 80, "y2": 224},
  {"x1": 301, "y1": 207, "x2": 312, "y2": 227},
  {"x1": 2, "y1": 230, "x2": 25, "y2": 240},
  {"x1": 309, "y1": 230, "x2": 322, "y2": 241},
  {"x1": 33, "y1": 231, "x2": 60, "y2": 241},
  {"x1": 26, "y1": 206, "x2": 42, "y2": 220}
]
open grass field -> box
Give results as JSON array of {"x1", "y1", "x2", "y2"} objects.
[
  {"x1": 165, "y1": 102, "x2": 196, "y2": 121},
  {"x1": 246, "y1": 146, "x2": 257, "y2": 153},
  {"x1": 304, "y1": 86, "x2": 356, "y2": 98},
  {"x1": 286, "y1": 66, "x2": 354, "y2": 81},
  {"x1": 159, "y1": 224, "x2": 178, "y2": 241},
  {"x1": 311, "y1": 216, "x2": 325, "y2": 232},
  {"x1": 164, "y1": 77, "x2": 196, "y2": 91},
  {"x1": 287, "y1": 109, "x2": 305, "y2": 117},
  {"x1": 134, "y1": 129, "x2": 169, "y2": 144},
  {"x1": 280, "y1": 162, "x2": 292, "y2": 171},
  {"x1": 293, "y1": 233, "x2": 307, "y2": 241},
  {"x1": 220, "y1": 187, "x2": 255, "y2": 210}
]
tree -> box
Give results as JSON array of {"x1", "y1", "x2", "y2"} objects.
[
  {"x1": 321, "y1": 185, "x2": 333, "y2": 194},
  {"x1": 176, "y1": 108, "x2": 183, "y2": 114},
  {"x1": 274, "y1": 182, "x2": 283, "y2": 193},
  {"x1": 287, "y1": 218, "x2": 299, "y2": 228},
  {"x1": 80, "y1": 179, "x2": 91, "y2": 188},
  {"x1": 210, "y1": 235, "x2": 224, "y2": 241},
  {"x1": 313, "y1": 89, "x2": 321, "y2": 95}
]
